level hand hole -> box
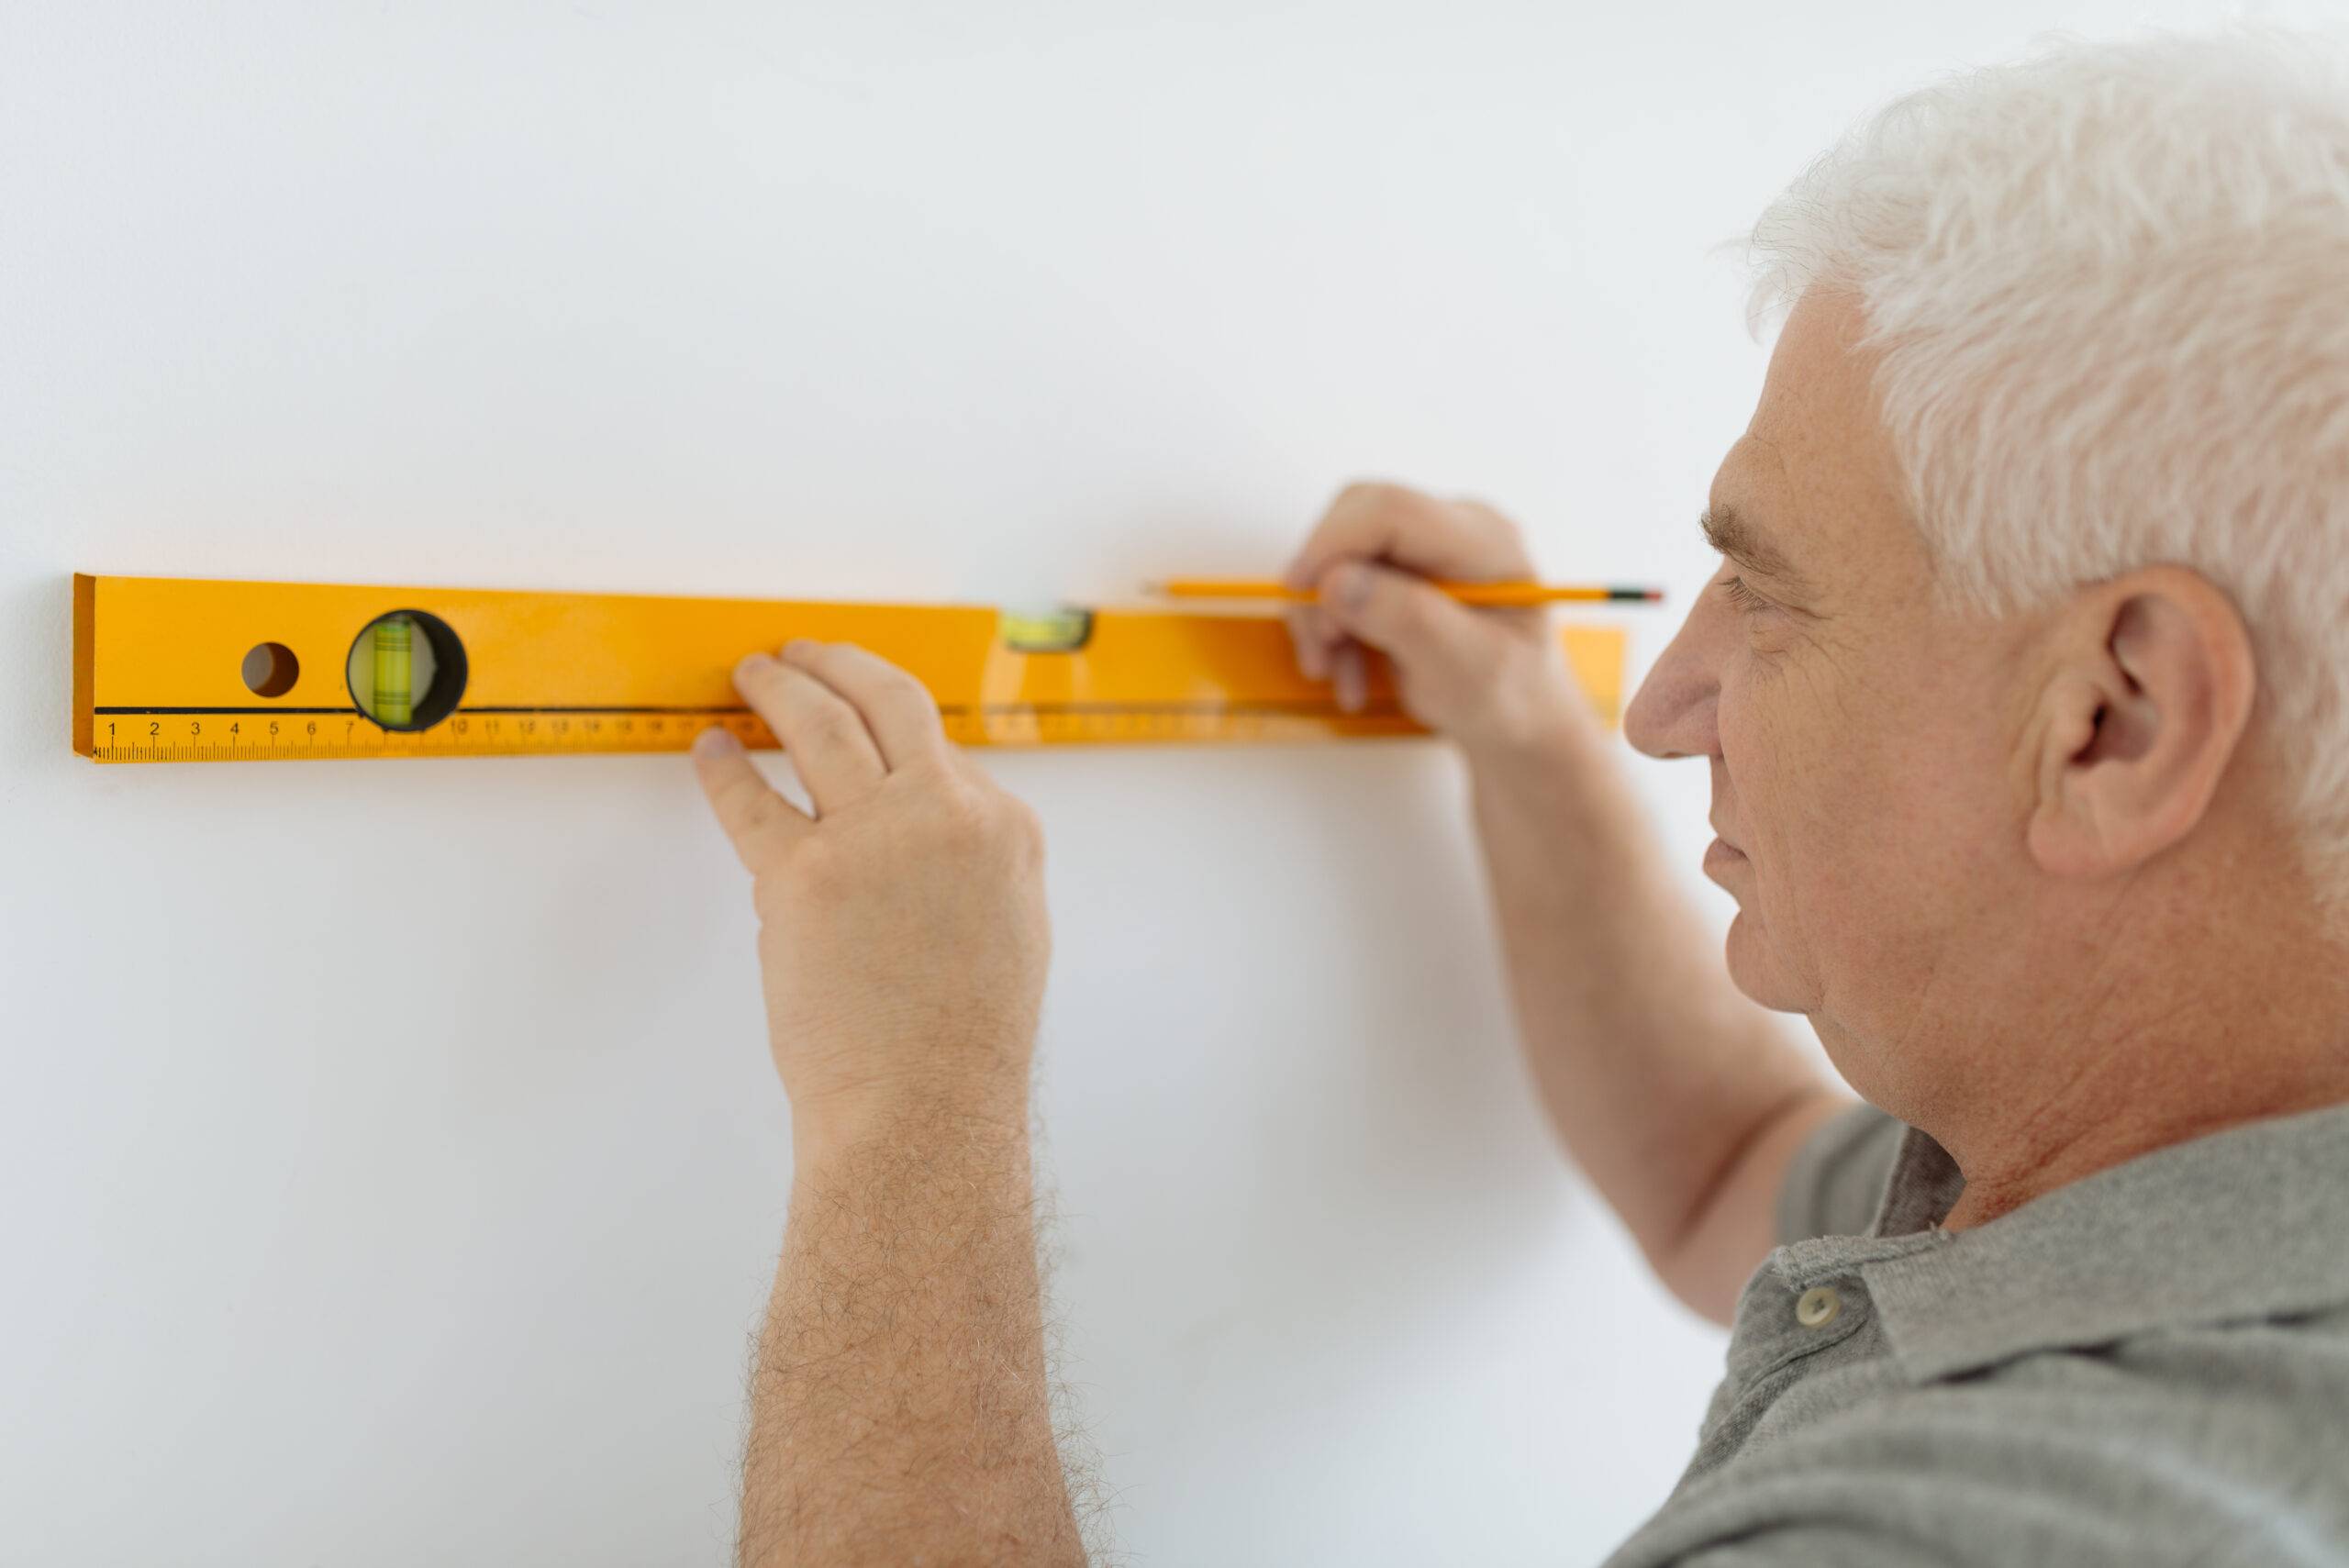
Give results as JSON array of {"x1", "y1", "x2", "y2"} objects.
[{"x1": 241, "y1": 640, "x2": 300, "y2": 697}]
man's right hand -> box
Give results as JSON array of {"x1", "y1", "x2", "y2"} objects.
[
  {"x1": 1283, "y1": 478, "x2": 1840, "y2": 1329},
  {"x1": 1280, "y1": 480, "x2": 1597, "y2": 761}
]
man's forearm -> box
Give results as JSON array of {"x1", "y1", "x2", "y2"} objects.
[
  {"x1": 1464, "y1": 706, "x2": 1829, "y2": 1270},
  {"x1": 737, "y1": 1096, "x2": 1085, "y2": 1568}
]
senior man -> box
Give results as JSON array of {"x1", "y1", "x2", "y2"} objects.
[{"x1": 689, "y1": 28, "x2": 2349, "y2": 1567}]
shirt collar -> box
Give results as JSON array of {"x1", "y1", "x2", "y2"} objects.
[{"x1": 1806, "y1": 1099, "x2": 2349, "y2": 1384}]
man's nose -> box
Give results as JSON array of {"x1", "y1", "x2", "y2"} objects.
[{"x1": 1622, "y1": 597, "x2": 1723, "y2": 761}]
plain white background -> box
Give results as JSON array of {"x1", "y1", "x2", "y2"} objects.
[{"x1": 6, "y1": 3, "x2": 2340, "y2": 1562}]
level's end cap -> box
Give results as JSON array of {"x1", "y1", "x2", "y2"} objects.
[{"x1": 72, "y1": 573, "x2": 97, "y2": 757}]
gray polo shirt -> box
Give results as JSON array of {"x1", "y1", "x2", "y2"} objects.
[{"x1": 1602, "y1": 1097, "x2": 2349, "y2": 1566}]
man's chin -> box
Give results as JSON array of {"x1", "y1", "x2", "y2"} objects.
[{"x1": 1722, "y1": 909, "x2": 1806, "y2": 1013}]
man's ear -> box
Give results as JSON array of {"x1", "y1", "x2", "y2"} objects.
[{"x1": 2026, "y1": 565, "x2": 2256, "y2": 880}]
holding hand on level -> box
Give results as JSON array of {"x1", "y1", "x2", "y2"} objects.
[
  {"x1": 689, "y1": 639, "x2": 1052, "y2": 1153},
  {"x1": 689, "y1": 639, "x2": 1080, "y2": 1566}
]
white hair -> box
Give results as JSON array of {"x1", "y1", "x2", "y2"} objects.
[{"x1": 1739, "y1": 25, "x2": 2349, "y2": 906}]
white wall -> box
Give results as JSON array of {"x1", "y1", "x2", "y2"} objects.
[{"x1": 5, "y1": 3, "x2": 2332, "y2": 1562}]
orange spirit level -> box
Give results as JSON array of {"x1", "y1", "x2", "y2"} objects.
[{"x1": 71, "y1": 573, "x2": 1631, "y2": 763}]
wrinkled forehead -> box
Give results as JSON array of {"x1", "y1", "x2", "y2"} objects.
[{"x1": 1719, "y1": 290, "x2": 1920, "y2": 588}]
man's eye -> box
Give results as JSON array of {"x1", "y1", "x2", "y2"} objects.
[{"x1": 1716, "y1": 574, "x2": 1771, "y2": 614}]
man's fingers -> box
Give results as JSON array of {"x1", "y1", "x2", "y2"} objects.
[
  {"x1": 734, "y1": 651, "x2": 887, "y2": 815},
  {"x1": 1319, "y1": 559, "x2": 1502, "y2": 694},
  {"x1": 776, "y1": 640, "x2": 948, "y2": 771},
  {"x1": 1279, "y1": 480, "x2": 1529, "y2": 593},
  {"x1": 692, "y1": 728, "x2": 811, "y2": 870},
  {"x1": 1331, "y1": 640, "x2": 1368, "y2": 713},
  {"x1": 1285, "y1": 603, "x2": 1331, "y2": 681}
]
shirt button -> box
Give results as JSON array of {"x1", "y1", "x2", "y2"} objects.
[{"x1": 1795, "y1": 1285, "x2": 1842, "y2": 1329}]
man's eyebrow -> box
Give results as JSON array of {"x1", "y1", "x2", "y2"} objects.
[{"x1": 1700, "y1": 504, "x2": 1810, "y2": 588}]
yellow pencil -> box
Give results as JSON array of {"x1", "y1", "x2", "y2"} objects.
[{"x1": 1142, "y1": 577, "x2": 1664, "y2": 607}]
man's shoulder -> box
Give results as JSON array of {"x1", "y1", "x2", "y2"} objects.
[
  {"x1": 1607, "y1": 1310, "x2": 2349, "y2": 1568},
  {"x1": 1630, "y1": 1100, "x2": 2349, "y2": 1567}
]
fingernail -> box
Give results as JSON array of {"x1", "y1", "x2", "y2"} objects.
[
  {"x1": 693, "y1": 726, "x2": 743, "y2": 757},
  {"x1": 1327, "y1": 562, "x2": 1371, "y2": 615},
  {"x1": 1297, "y1": 628, "x2": 1329, "y2": 680},
  {"x1": 1334, "y1": 648, "x2": 1366, "y2": 712},
  {"x1": 782, "y1": 638, "x2": 818, "y2": 660},
  {"x1": 737, "y1": 651, "x2": 775, "y2": 675}
]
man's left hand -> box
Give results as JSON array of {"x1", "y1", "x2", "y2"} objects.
[{"x1": 691, "y1": 639, "x2": 1052, "y2": 1154}]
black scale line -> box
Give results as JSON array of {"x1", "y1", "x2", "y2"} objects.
[
  {"x1": 95, "y1": 706, "x2": 362, "y2": 715},
  {"x1": 95, "y1": 699, "x2": 1396, "y2": 718}
]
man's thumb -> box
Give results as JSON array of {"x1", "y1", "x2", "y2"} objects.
[{"x1": 1320, "y1": 560, "x2": 1493, "y2": 677}]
